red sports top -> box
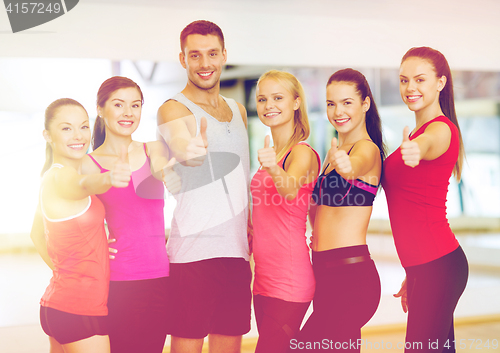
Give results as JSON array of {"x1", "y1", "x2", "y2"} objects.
[
  {"x1": 41, "y1": 194, "x2": 110, "y2": 316},
  {"x1": 382, "y1": 116, "x2": 459, "y2": 267},
  {"x1": 251, "y1": 142, "x2": 320, "y2": 303}
]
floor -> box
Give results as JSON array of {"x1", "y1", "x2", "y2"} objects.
[{"x1": 1, "y1": 233, "x2": 499, "y2": 352}]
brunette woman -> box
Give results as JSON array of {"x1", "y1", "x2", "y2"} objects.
[
  {"x1": 31, "y1": 98, "x2": 131, "y2": 353},
  {"x1": 383, "y1": 47, "x2": 468, "y2": 353},
  {"x1": 292, "y1": 69, "x2": 384, "y2": 352},
  {"x1": 81, "y1": 76, "x2": 178, "y2": 353}
]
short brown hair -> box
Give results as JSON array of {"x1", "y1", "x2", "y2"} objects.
[{"x1": 180, "y1": 20, "x2": 224, "y2": 53}]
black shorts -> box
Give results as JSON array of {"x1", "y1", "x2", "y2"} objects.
[
  {"x1": 40, "y1": 306, "x2": 108, "y2": 345},
  {"x1": 168, "y1": 257, "x2": 252, "y2": 339},
  {"x1": 107, "y1": 276, "x2": 171, "y2": 353}
]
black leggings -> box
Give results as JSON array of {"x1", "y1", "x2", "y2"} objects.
[
  {"x1": 254, "y1": 294, "x2": 310, "y2": 353},
  {"x1": 291, "y1": 245, "x2": 381, "y2": 352},
  {"x1": 404, "y1": 246, "x2": 468, "y2": 353}
]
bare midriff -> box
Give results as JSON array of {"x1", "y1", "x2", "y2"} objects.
[{"x1": 312, "y1": 205, "x2": 372, "y2": 252}]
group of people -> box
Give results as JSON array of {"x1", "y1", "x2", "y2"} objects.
[{"x1": 30, "y1": 19, "x2": 468, "y2": 353}]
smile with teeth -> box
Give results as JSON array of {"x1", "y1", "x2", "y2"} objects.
[
  {"x1": 406, "y1": 95, "x2": 422, "y2": 102},
  {"x1": 68, "y1": 143, "x2": 85, "y2": 150},
  {"x1": 264, "y1": 112, "x2": 280, "y2": 118},
  {"x1": 118, "y1": 121, "x2": 133, "y2": 127},
  {"x1": 335, "y1": 118, "x2": 350, "y2": 124},
  {"x1": 198, "y1": 71, "x2": 213, "y2": 78}
]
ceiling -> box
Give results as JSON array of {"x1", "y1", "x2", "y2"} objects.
[{"x1": 1, "y1": 0, "x2": 499, "y2": 71}]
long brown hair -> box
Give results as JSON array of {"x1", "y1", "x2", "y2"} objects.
[
  {"x1": 402, "y1": 47, "x2": 464, "y2": 180},
  {"x1": 256, "y1": 70, "x2": 310, "y2": 162}
]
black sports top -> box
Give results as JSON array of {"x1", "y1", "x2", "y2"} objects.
[{"x1": 312, "y1": 143, "x2": 380, "y2": 207}]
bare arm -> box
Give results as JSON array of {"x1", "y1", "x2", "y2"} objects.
[
  {"x1": 51, "y1": 149, "x2": 130, "y2": 201},
  {"x1": 401, "y1": 122, "x2": 452, "y2": 167},
  {"x1": 237, "y1": 102, "x2": 248, "y2": 129},
  {"x1": 147, "y1": 140, "x2": 172, "y2": 180},
  {"x1": 147, "y1": 140, "x2": 181, "y2": 194},
  {"x1": 327, "y1": 138, "x2": 380, "y2": 181},
  {"x1": 30, "y1": 204, "x2": 54, "y2": 270},
  {"x1": 157, "y1": 100, "x2": 207, "y2": 166},
  {"x1": 258, "y1": 138, "x2": 319, "y2": 200}
]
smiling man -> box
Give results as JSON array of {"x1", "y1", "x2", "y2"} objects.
[{"x1": 157, "y1": 20, "x2": 251, "y2": 353}]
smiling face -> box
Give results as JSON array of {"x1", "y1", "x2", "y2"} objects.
[
  {"x1": 180, "y1": 34, "x2": 227, "y2": 91},
  {"x1": 326, "y1": 82, "x2": 369, "y2": 135},
  {"x1": 98, "y1": 87, "x2": 142, "y2": 137},
  {"x1": 399, "y1": 57, "x2": 446, "y2": 115},
  {"x1": 44, "y1": 105, "x2": 90, "y2": 161},
  {"x1": 256, "y1": 78, "x2": 300, "y2": 130}
]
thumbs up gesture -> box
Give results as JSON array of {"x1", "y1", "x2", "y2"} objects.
[
  {"x1": 257, "y1": 135, "x2": 279, "y2": 174},
  {"x1": 401, "y1": 126, "x2": 420, "y2": 168},
  {"x1": 185, "y1": 117, "x2": 208, "y2": 167},
  {"x1": 162, "y1": 157, "x2": 182, "y2": 194},
  {"x1": 327, "y1": 137, "x2": 352, "y2": 174},
  {"x1": 110, "y1": 145, "x2": 132, "y2": 188}
]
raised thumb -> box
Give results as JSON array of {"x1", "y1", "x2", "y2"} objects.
[
  {"x1": 403, "y1": 126, "x2": 410, "y2": 142},
  {"x1": 264, "y1": 135, "x2": 270, "y2": 149},
  {"x1": 331, "y1": 137, "x2": 338, "y2": 153},
  {"x1": 199, "y1": 117, "x2": 208, "y2": 146}
]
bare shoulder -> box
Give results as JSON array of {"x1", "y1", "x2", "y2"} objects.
[
  {"x1": 286, "y1": 144, "x2": 317, "y2": 167},
  {"x1": 157, "y1": 99, "x2": 193, "y2": 124},
  {"x1": 81, "y1": 154, "x2": 100, "y2": 175},
  {"x1": 351, "y1": 139, "x2": 381, "y2": 160},
  {"x1": 236, "y1": 102, "x2": 248, "y2": 128},
  {"x1": 146, "y1": 140, "x2": 169, "y2": 155},
  {"x1": 146, "y1": 140, "x2": 164, "y2": 149},
  {"x1": 51, "y1": 165, "x2": 78, "y2": 185},
  {"x1": 424, "y1": 121, "x2": 452, "y2": 139},
  {"x1": 290, "y1": 143, "x2": 316, "y2": 158}
]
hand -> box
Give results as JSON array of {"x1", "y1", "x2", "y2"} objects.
[
  {"x1": 110, "y1": 146, "x2": 132, "y2": 188},
  {"x1": 401, "y1": 126, "x2": 420, "y2": 167},
  {"x1": 108, "y1": 238, "x2": 117, "y2": 260},
  {"x1": 393, "y1": 277, "x2": 408, "y2": 313},
  {"x1": 257, "y1": 135, "x2": 279, "y2": 174},
  {"x1": 185, "y1": 116, "x2": 208, "y2": 167},
  {"x1": 162, "y1": 157, "x2": 181, "y2": 194},
  {"x1": 327, "y1": 137, "x2": 352, "y2": 174},
  {"x1": 308, "y1": 230, "x2": 314, "y2": 250}
]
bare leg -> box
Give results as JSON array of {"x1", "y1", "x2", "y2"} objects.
[
  {"x1": 208, "y1": 334, "x2": 242, "y2": 353},
  {"x1": 62, "y1": 335, "x2": 110, "y2": 353},
  {"x1": 49, "y1": 337, "x2": 65, "y2": 353},
  {"x1": 170, "y1": 336, "x2": 204, "y2": 353}
]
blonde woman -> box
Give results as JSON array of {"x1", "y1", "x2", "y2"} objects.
[{"x1": 251, "y1": 70, "x2": 320, "y2": 353}]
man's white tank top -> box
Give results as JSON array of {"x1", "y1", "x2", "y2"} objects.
[{"x1": 166, "y1": 93, "x2": 250, "y2": 263}]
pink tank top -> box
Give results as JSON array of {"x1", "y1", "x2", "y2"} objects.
[
  {"x1": 41, "y1": 194, "x2": 109, "y2": 316},
  {"x1": 88, "y1": 144, "x2": 169, "y2": 281},
  {"x1": 251, "y1": 142, "x2": 320, "y2": 303}
]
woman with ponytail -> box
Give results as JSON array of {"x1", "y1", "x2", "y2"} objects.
[
  {"x1": 292, "y1": 69, "x2": 385, "y2": 352},
  {"x1": 81, "y1": 76, "x2": 179, "y2": 353},
  {"x1": 31, "y1": 98, "x2": 131, "y2": 353},
  {"x1": 383, "y1": 47, "x2": 468, "y2": 353},
  {"x1": 250, "y1": 70, "x2": 320, "y2": 353}
]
